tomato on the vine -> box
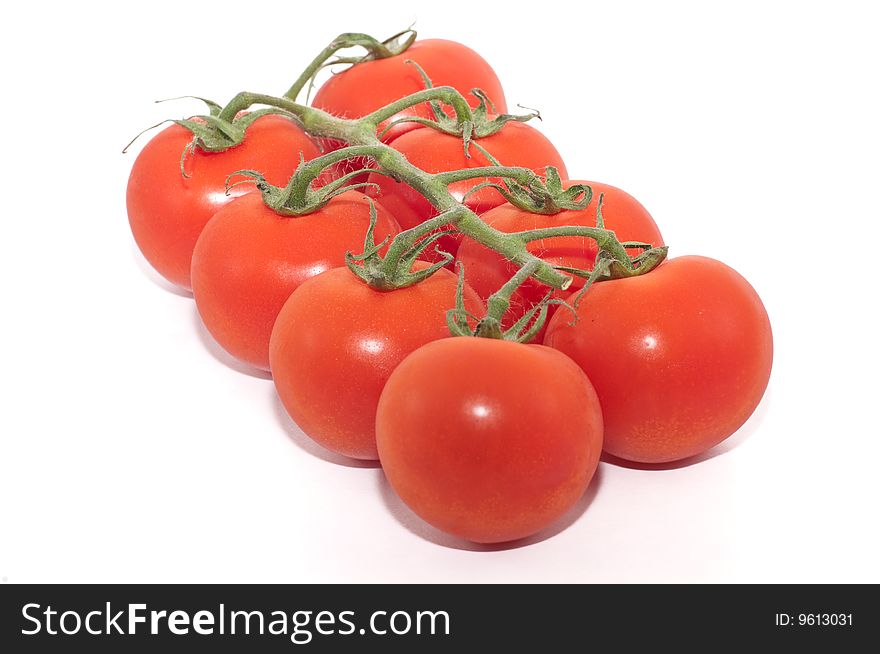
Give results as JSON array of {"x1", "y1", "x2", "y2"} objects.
[
  {"x1": 456, "y1": 180, "x2": 664, "y2": 339},
  {"x1": 367, "y1": 122, "x2": 567, "y2": 260},
  {"x1": 126, "y1": 115, "x2": 320, "y2": 290},
  {"x1": 312, "y1": 39, "x2": 507, "y2": 144},
  {"x1": 191, "y1": 192, "x2": 400, "y2": 371},
  {"x1": 376, "y1": 337, "x2": 604, "y2": 543},
  {"x1": 544, "y1": 256, "x2": 773, "y2": 464},
  {"x1": 269, "y1": 265, "x2": 484, "y2": 460}
]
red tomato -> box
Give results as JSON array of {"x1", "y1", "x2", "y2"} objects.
[
  {"x1": 456, "y1": 180, "x2": 664, "y2": 340},
  {"x1": 191, "y1": 192, "x2": 400, "y2": 371},
  {"x1": 544, "y1": 256, "x2": 773, "y2": 464},
  {"x1": 269, "y1": 265, "x2": 484, "y2": 460},
  {"x1": 376, "y1": 337, "x2": 603, "y2": 543},
  {"x1": 126, "y1": 115, "x2": 320, "y2": 290},
  {"x1": 312, "y1": 39, "x2": 507, "y2": 144},
  {"x1": 367, "y1": 122, "x2": 567, "y2": 260}
]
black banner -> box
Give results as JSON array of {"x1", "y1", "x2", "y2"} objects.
[{"x1": 0, "y1": 584, "x2": 874, "y2": 652}]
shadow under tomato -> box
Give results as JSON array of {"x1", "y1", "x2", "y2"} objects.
[
  {"x1": 377, "y1": 465, "x2": 604, "y2": 552},
  {"x1": 601, "y1": 385, "x2": 773, "y2": 471},
  {"x1": 190, "y1": 306, "x2": 273, "y2": 380},
  {"x1": 130, "y1": 241, "x2": 193, "y2": 298},
  {"x1": 270, "y1": 390, "x2": 381, "y2": 469}
]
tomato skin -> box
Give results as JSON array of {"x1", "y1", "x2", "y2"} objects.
[
  {"x1": 544, "y1": 256, "x2": 773, "y2": 464},
  {"x1": 269, "y1": 265, "x2": 484, "y2": 460},
  {"x1": 456, "y1": 180, "x2": 664, "y2": 340},
  {"x1": 191, "y1": 192, "x2": 400, "y2": 371},
  {"x1": 312, "y1": 39, "x2": 507, "y2": 144},
  {"x1": 126, "y1": 115, "x2": 320, "y2": 290},
  {"x1": 367, "y1": 122, "x2": 567, "y2": 260},
  {"x1": 376, "y1": 337, "x2": 603, "y2": 543}
]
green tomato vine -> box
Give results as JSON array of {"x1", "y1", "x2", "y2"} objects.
[{"x1": 160, "y1": 30, "x2": 669, "y2": 340}]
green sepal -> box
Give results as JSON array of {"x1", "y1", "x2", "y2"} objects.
[
  {"x1": 376, "y1": 60, "x2": 537, "y2": 155},
  {"x1": 462, "y1": 165, "x2": 593, "y2": 215},
  {"x1": 346, "y1": 203, "x2": 455, "y2": 291},
  {"x1": 225, "y1": 157, "x2": 382, "y2": 217}
]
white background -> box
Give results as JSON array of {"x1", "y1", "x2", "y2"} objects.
[{"x1": 1, "y1": 0, "x2": 878, "y2": 583}]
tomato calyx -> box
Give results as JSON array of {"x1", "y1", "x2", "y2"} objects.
[
  {"x1": 225, "y1": 166, "x2": 374, "y2": 216},
  {"x1": 377, "y1": 61, "x2": 535, "y2": 155},
  {"x1": 447, "y1": 260, "x2": 558, "y2": 342},
  {"x1": 558, "y1": 245, "x2": 670, "y2": 290},
  {"x1": 547, "y1": 195, "x2": 671, "y2": 291},
  {"x1": 124, "y1": 95, "x2": 304, "y2": 178},
  {"x1": 435, "y1": 163, "x2": 593, "y2": 215},
  {"x1": 346, "y1": 203, "x2": 457, "y2": 291},
  {"x1": 224, "y1": 143, "x2": 389, "y2": 216},
  {"x1": 178, "y1": 98, "x2": 302, "y2": 153},
  {"x1": 470, "y1": 163, "x2": 594, "y2": 215},
  {"x1": 323, "y1": 29, "x2": 417, "y2": 67}
]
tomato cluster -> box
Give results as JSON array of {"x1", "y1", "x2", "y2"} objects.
[{"x1": 126, "y1": 35, "x2": 772, "y2": 545}]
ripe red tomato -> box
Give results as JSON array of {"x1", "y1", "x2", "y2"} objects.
[
  {"x1": 269, "y1": 265, "x2": 484, "y2": 460},
  {"x1": 376, "y1": 337, "x2": 604, "y2": 543},
  {"x1": 126, "y1": 115, "x2": 320, "y2": 290},
  {"x1": 312, "y1": 39, "x2": 507, "y2": 144},
  {"x1": 456, "y1": 180, "x2": 664, "y2": 339},
  {"x1": 191, "y1": 192, "x2": 400, "y2": 371},
  {"x1": 544, "y1": 256, "x2": 773, "y2": 464},
  {"x1": 367, "y1": 122, "x2": 567, "y2": 260}
]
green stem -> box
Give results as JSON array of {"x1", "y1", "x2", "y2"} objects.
[
  {"x1": 382, "y1": 207, "x2": 468, "y2": 272},
  {"x1": 361, "y1": 87, "x2": 474, "y2": 129},
  {"x1": 284, "y1": 42, "x2": 347, "y2": 100},
  {"x1": 434, "y1": 166, "x2": 541, "y2": 187},
  {"x1": 484, "y1": 260, "x2": 542, "y2": 325},
  {"x1": 457, "y1": 212, "x2": 573, "y2": 289},
  {"x1": 284, "y1": 145, "x2": 388, "y2": 205},
  {"x1": 512, "y1": 226, "x2": 632, "y2": 264},
  {"x1": 217, "y1": 92, "x2": 307, "y2": 123},
  {"x1": 283, "y1": 31, "x2": 418, "y2": 101}
]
